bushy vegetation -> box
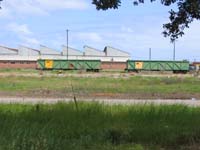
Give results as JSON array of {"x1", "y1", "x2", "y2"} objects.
[{"x1": 0, "y1": 102, "x2": 200, "y2": 150}]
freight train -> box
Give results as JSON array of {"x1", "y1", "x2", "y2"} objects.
[{"x1": 37, "y1": 59, "x2": 190, "y2": 73}]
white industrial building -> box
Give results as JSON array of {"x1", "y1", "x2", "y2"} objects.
[
  {"x1": 104, "y1": 46, "x2": 131, "y2": 62},
  {"x1": 84, "y1": 45, "x2": 105, "y2": 56},
  {"x1": 40, "y1": 45, "x2": 63, "y2": 60},
  {"x1": 15, "y1": 45, "x2": 40, "y2": 61},
  {"x1": 62, "y1": 45, "x2": 83, "y2": 56},
  {"x1": 0, "y1": 45, "x2": 19, "y2": 61},
  {"x1": 0, "y1": 45, "x2": 18, "y2": 55},
  {"x1": 18, "y1": 45, "x2": 40, "y2": 56},
  {"x1": 40, "y1": 45, "x2": 61, "y2": 55},
  {"x1": 104, "y1": 46, "x2": 130, "y2": 57},
  {"x1": 0, "y1": 45, "x2": 131, "y2": 62},
  {"x1": 82, "y1": 45, "x2": 111, "y2": 61},
  {"x1": 61, "y1": 45, "x2": 131, "y2": 62}
]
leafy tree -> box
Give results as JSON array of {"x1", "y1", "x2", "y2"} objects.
[
  {"x1": 0, "y1": 0, "x2": 2, "y2": 9},
  {"x1": 92, "y1": 0, "x2": 200, "y2": 41}
]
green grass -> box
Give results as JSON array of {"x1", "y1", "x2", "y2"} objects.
[
  {"x1": 0, "y1": 103, "x2": 200, "y2": 150},
  {"x1": 0, "y1": 76, "x2": 199, "y2": 98},
  {"x1": 0, "y1": 68, "x2": 39, "y2": 73}
]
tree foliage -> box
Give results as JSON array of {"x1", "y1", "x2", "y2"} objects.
[
  {"x1": 92, "y1": 0, "x2": 200, "y2": 41},
  {"x1": 0, "y1": 0, "x2": 2, "y2": 9}
]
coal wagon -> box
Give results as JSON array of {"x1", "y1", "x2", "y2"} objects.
[
  {"x1": 126, "y1": 60, "x2": 189, "y2": 73},
  {"x1": 37, "y1": 59, "x2": 101, "y2": 71}
]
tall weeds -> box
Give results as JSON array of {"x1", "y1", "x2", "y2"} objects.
[{"x1": 0, "y1": 103, "x2": 200, "y2": 149}]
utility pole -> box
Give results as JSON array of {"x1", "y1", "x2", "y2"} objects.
[
  {"x1": 173, "y1": 40, "x2": 176, "y2": 61},
  {"x1": 149, "y1": 48, "x2": 151, "y2": 60},
  {"x1": 66, "y1": 29, "x2": 69, "y2": 60}
]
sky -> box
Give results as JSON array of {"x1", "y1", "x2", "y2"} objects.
[{"x1": 0, "y1": 0, "x2": 200, "y2": 61}]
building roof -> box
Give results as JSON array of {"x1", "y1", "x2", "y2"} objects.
[
  {"x1": 18, "y1": 45, "x2": 40, "y2": 56},
  {"x1": 104, "y1": 46, "x2": 130, "y2": 57},
  {"x1": 84, "y1": 45, "x2": 105, "y2": 56},
  {"x1": 62, "y1": 45, "x2": 83, "y2": 56},
  {"x1": 0, "y1": 45, "x2": 18, "y2": 55},
  {"x1": 40, "y1": 45, "x2": 61, "y2": 55},
  {"x1": 19, "y1": 45, "x2": 40, "y2": 53}
]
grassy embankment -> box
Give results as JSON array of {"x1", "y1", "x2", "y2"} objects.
[
  {"x1": 0, "y1": 103, "x2": 200, "y2": 150},
  {"x1": 0, "y1": 75, "x2": 199, "y2": 99}
]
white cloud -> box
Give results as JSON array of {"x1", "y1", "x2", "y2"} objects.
[
  {"x1": 7, "y1": 23, "x2": 39, "y2": 46},
  {"x1": 0, "y1": 7, "x2": 11, "y2": 18},
  {"x1": 36, "y1": 0, "x2": 88, "y2": 10},
  {"x1": 7, "y1": 23, "x2": 32, "y2": 35},
  {"x1": 21, "y1": 36, "x2": 39, "y2": 45},
  {"x1": 0, "y1": 0, "x2": 88, "y2": 17}
]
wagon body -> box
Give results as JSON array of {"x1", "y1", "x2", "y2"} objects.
[
  {"x1": 37, "y1": 59, "x2": 101, "y2": 71},
  {"x1": 126, "y1": 60, "x2": 189, "y2": 73}
]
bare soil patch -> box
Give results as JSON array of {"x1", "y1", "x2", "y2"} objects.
[{"x1": 0, "y1": 90, "x2": 199, "y2": 100}]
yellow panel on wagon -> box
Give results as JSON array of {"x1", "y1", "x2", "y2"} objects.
[
  {"x1": 135, "y1": 62, "x2": 143, "y2": 69},
  {"x1": 45, "y1": 60, "x2": 53, "y2": 69}
]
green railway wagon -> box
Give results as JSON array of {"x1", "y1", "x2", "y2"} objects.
[
  {"x1": 37, "y1": 59, "x2": 101, "y2": 71},
  {"x1": 126, "y1": 60, "x2": 189, "y2": 73}
]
